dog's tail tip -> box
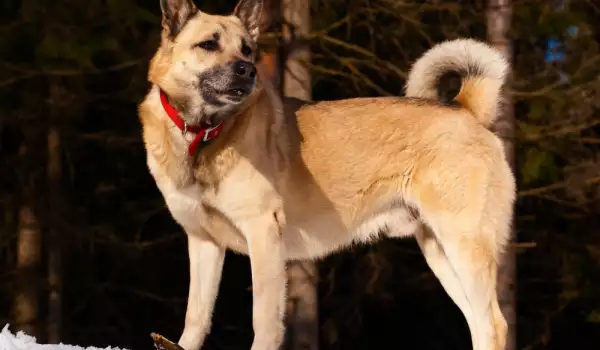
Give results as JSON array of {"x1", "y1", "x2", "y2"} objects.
[{"x1": 404, "y1": 38, "x2": 509, "y2": 128}]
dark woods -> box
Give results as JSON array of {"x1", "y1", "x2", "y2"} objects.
[{"x1": 1, "y1": 0, "x2": 600, "y2": 349}]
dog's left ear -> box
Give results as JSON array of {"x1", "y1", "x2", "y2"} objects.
[
  {"x1": 233, "y1": 0, "x2": 264, "y2": 42},
  {"x1": 160, "y1": 0, "x2": 198, "y2": 38}
]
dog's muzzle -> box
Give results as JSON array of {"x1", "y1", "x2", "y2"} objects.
[
  {"x1": 200, "y1": 60, "x2": 257, "y2": 105},
  {"x1": 226, "y1": 60, "x2": 256, "y2": 100}
]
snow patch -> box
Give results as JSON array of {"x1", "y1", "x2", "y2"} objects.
[{"x1": 0, "y1": 325, "x2": 129, "y2": 350}]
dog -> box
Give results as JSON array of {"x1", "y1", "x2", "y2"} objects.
[{"x1": 138, "y1": 0, "x2": 515, "y2": 349}]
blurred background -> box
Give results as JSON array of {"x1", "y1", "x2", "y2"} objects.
[{"x1": 1, "y1": 0, "x2": 600, "y2": 349}]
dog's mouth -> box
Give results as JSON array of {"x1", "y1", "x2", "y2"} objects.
[
  {"x1": 202, "y1": 83, "x2": 253, "y2": 105},
  {"x1": 224, "y1": 87, "x2": 249, "y2": 100}
]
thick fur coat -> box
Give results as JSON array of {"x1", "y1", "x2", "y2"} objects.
[{"x1": 138, "y1": 1, "x2": 516, "y2": 349}]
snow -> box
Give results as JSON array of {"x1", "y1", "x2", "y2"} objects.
[{"x1": 0, "y1": 325, "x2": 129, "y2": 350}]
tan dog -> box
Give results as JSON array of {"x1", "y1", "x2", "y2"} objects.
[{"x1": 138, "y1": 0, "x2": 515, "y2": 349}]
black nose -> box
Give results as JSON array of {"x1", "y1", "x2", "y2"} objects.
[{"x1": 234, "y1": 60, "x2": 256, "y2": 79}]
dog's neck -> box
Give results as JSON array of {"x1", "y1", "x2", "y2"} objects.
[
  {"x1": 151, "y1": 79, "x2": 267, "y2": 159},
  {"x1": 142, "y1": 68, "x2": 283, "y2": 188},
  {"x1": 143, "y1": 86, "x2": 251, "y2": 188},
  {"x1": 158, "y1": 89, "x2": 225, "y2": 158}
]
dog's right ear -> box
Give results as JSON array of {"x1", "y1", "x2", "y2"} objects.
[{"x1": 160, "y1": 0, "x2": 198, "y2": 38}]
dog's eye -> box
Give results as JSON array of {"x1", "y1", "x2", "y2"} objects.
[
  {"x1": 241, "y1": 44, "x2": 252, "y2": 57},
  {"x1": 196, "y1": 40, "x2": 219, "y2": 51}
]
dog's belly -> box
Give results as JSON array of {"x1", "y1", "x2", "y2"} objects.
[
  {"x1": 159, "y1": 187, "x2": 421, "y2": 260},
  {"x1": 151, "y1": 146, "x2": 421, "y2": 260},
  {"x1": 283, "y1": 202, "x2": 422, "y2": 260}
]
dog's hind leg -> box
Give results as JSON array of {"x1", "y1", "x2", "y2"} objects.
[
  {"x1": 411, "y1": 156, "x2": 513, "y2": 350},
  {"x1": 428, "y1": 223, "x2": 507, "y2": 350},
  {"x1": 415, "y1": 197, "x2": 510, "y2": 350},
  {"x1": 178, "y1": 233, "x2": 226, "y2": 350},
  {"x1": 413, "y1": 226, "x2": 479, "y2": 348}
]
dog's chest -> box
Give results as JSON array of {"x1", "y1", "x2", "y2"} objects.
[
  {"x1": 146, "y1": 154, "x2": 199, "y2": 231},
  {"x1": 162, "y1": 184, "x2": 205, "y2": 231},
  {"x1": 150, "y1": 153, "x2": 282, "y2": 252},
  {"x1": 208, "y1": 161, "x2": 283, "y2": 226},
  {"x1": 153, "y1": 178, "x2": 249, "y2": 252}
]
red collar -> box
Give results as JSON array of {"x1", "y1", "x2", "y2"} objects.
[{"x1": 159, "y1": 90, "x2": 224, "y2": 157}]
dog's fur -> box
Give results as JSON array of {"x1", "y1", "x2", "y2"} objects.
[{"x1": 138, "y1": 0, "x2": 515, "y2": 349}]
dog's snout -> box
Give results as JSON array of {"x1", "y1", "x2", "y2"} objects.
[{"x1": 234, "y1": 60, "x2": 256, "y2": 79}]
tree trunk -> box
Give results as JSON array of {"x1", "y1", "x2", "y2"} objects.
[
  {"x1": 14, "y1": 190, "x2": 41, "y2": 338},
  {"x1": 486, "y1": 1, "x2": 516, "y2": 350},
  {"x1": 46, "y1": 126, "x2": 62, "y2": 344},
  {"x1": 13, "y1": 0, "x2": 43, "y2": 339},
  {"x1": 282, "y1": 0, "x2": 311, "y2": 101},
  {"x1": 281, "y1": 0, "x2": 319, "y2": 349},
  {"x1": 258, "y1": 0, "x2": 283, "y2": 91}
]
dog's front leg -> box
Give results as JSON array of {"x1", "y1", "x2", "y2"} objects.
[
  {"x1": 178, "y1": 233, "x2": 226, "y2": 350},
  {"x1": 246, "y1": 214, "x2": 287, "y2": 350}
]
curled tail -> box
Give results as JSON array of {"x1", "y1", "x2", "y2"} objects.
[{"x1": 405, "y1": 38, "x2": 509, "y2": 128}]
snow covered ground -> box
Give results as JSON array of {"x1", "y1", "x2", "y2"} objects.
[{"x1": 0, "y1": 325, "x2": 128, "y2": 350}]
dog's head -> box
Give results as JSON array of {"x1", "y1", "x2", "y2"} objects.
[{"x1": 149, "y1": 0, "x2": 264, "y2": 125}]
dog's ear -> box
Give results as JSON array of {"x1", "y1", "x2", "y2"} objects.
[
  {"x1": 233, "y1": 0, "x2": 264, "y2": 42},
  {"x1": 160, "y1": 0, "x2": 198, "y2": 38}
]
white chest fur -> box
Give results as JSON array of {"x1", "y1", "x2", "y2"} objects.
[
  {"x1": 147, "y1": 153, "x2": 206, "y2": 234},
  {"x1": 147, "y1": 152, "x2": 284, "y2": 253}
]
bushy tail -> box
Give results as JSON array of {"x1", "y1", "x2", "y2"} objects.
[{"x1": 404, "y1": 38, "x2": 509, "y2": 128}]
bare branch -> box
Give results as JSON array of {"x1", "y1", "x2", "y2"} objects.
[{"x1": 518, "y1": 176, "x2": 600, "y2": 198}]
